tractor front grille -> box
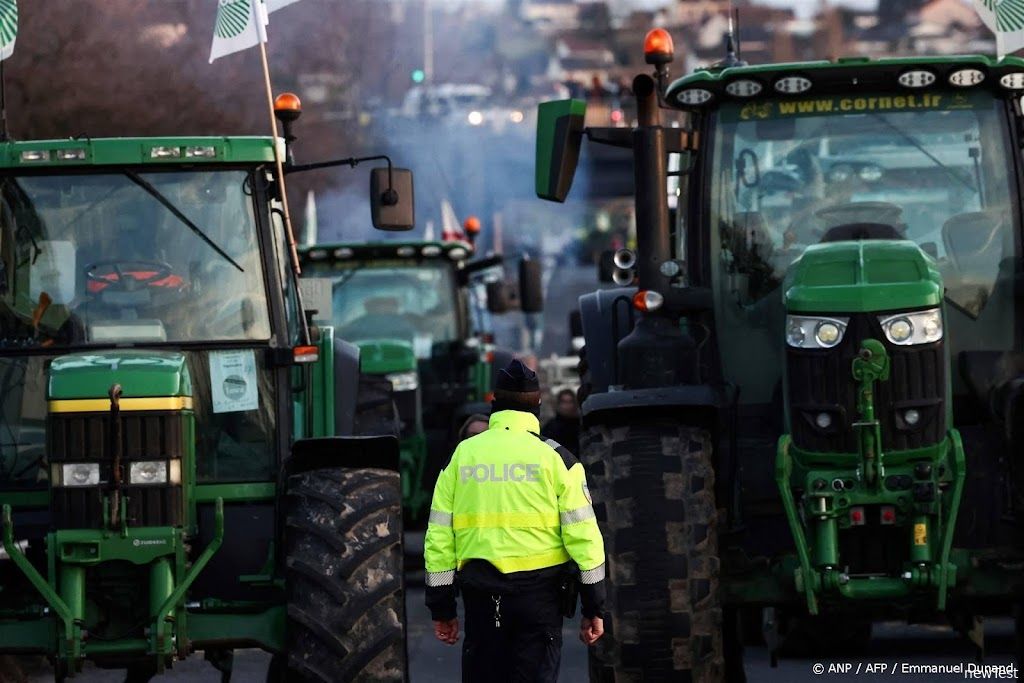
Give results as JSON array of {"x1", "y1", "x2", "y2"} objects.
[
  {"x1": 48, "y1": 411, "x2": 187, "y2": 529},
  {"x1": 787, "y1": 313, "x2": 945, "y2": 453}
]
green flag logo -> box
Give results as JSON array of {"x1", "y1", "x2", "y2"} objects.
[
  {"x1": 980, "y1": 0, "x2": 1024, "y2": 32},
  {"x1": 0, "y1": 0, "x2": 17, "y2": 61},
  {"x1": 215, "y1": 0, "x2": 253, "y2": 39}
]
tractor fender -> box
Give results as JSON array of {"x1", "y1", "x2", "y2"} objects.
[
  {"x1": 286, "y1": 435, "x2": 400, "y2": 477},
  {"x1": 333, "y1": 339, "x2": 360, "y2": 436},
  {"x1": 959, "y1": 350, "x2": 1024, "y2": 442},
  {"x1": 581, "y1": 385, "x2": 725, "y2": 430},
  {"x1": 578, "y1": 287, "x2": 638, "y2": 393}
]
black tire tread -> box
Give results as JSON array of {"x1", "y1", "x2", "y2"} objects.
[
  {"x1": 284, "y1": 467, "x2": 406, "y2": 682},
  {"x1": 353, "y1": 375, "x2": 400, "y2": 437},
  {"x1": 584, "y1": 420, "x2": 724, "y2": 682}
]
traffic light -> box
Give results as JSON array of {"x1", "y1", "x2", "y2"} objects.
[{"x1": 411, "y1": 69, "x2": 426, "y2": 84}]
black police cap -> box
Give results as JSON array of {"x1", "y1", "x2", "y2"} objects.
[{"x1": 495, "y1": 359, "x2": 539, "y2": 393}]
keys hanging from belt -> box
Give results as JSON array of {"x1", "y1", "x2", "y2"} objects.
[{"x1": 492, "y1": 595, "x2": 502, "y2": 629}]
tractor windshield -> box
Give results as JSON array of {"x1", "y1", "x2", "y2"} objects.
[
  {"x1": 309, "y1": 260, "x2": 460, "y2": 357},
  {"x1": 710, "y1": 91, "x2": 1015, "y2": 316},
  {"x1": 0, "y1": 170, "x2": 271, "y2": 349},
  {"x1": 706, "y1": 89, "x2": 1019, "y2": 404}
]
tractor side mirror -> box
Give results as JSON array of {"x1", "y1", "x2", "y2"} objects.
[
  {"x1": 486, "y1": 281, "x2": 511, "y2": 314},
  {"x1": 535, "y1": 99, "x2": 586, "y2": 202},
  {"x1": 519, "y1": 257, "x2": 544, "y2": 313},
  {"x1": 371, "y1": 167, "x2": 415, "y2": 231}
]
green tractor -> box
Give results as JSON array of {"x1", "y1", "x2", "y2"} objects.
[
  {"x1": 538, "y1": 31, "x2": 1024, "y2": 680},
  {"x1": 0, "y1": 122, "x2": 416, "y2": 679},
  {"x1": 298, "y1": 238, "x2": 544, "y2": 524}
]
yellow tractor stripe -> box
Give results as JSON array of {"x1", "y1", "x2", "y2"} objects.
[{"x1": 49, "y1": 397, "x2": 193, "y2": 413}]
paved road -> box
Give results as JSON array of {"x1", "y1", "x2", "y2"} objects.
[
  {"x1": 16, "y1": 542, "x2": 1019, "y2": 681},
  {"x1": 20, "y1": 593, "x2": 1019, "y2": 682}
]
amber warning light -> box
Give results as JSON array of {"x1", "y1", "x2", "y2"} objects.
[
  {"x1": 274, "y1": 92, "x2": 302, "y2": 121},
  {"x1": 644, "y1": 29, "x2": 674, "y2": 65}
]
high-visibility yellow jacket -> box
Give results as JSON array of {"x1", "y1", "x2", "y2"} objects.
[{"x1": 424, "y1": 410, "x2": 606, "y2": 617}]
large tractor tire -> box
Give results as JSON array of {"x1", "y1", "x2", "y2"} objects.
[
  {"x1": 353, "y1": 374, "x2": 400, "y2": 437},
  {"x1": 283, "y1": 467, "x2": 407, "y2": 682},
  {"x1": 583, "y1": 420, "x2": 724, "y2": 682}
]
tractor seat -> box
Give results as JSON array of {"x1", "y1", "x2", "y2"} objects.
[{"x1": 942, "y1": 211, "x2": 1003, "y2": 273}]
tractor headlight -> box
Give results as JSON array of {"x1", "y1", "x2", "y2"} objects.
[
  {"x1": 129, "y1": 460, "x2": 168, "y2": 485},
  {"x1": 55, "y1": 463, "x2": 101, "y2": 487},
  {"x1": 878, "y1": 308, "x2": 942, "y2": 346},
  {"x1": 785, "y1": 315, "x2": 849, "y2": 349},
  {"x1": 815, "y1": 322, "x2": 842, "y2": 347},
  {"x1": 386, "y1": 371, "x2": 419, "y2": 392}
]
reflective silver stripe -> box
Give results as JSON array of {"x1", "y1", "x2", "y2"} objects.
[
  {"x1": 560, "y1": 505, "x2": 596, "y2": 526},
  {"x1": 544, "y1": 438, "x2": 563, "y2": 450},
  {"x1": 428, "y1": 509, "x2": 453, "y2": 527},
  {"x1": 580, "y1": 563, "x2": 606, "y2": 585},
  {"x1": 425, "y1": 569, "x2": 456, "y2": 587}
]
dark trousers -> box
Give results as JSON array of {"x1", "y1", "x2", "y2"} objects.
[{"x1": 461, "y1": 582, "x2": 564, "y2": 683}]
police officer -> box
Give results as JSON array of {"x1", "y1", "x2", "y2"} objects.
[{"x1": 424, "y1": 359, "x2": 606, "y2": 682}]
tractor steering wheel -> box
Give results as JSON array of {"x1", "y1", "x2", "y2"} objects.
[{"x1": 85, "y1": 260, "x2": 175, "y2": 292}]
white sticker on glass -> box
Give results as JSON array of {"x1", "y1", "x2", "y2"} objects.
[{"x1": 209, "y1": 349, "x2": 259, "y2": 414}]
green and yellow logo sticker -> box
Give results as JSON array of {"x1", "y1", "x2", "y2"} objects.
[{"x1": 729, "y1": 92, "x2": 983, "y2": 122}]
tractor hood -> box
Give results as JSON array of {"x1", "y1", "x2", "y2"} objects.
[
  {"x1": 784, "y1": 240, "x2": 942, "y2": 314},
  {"x1": 48, "y1": 351, "x2": 191, "y2": 400},
  {"x1": 357, "y1": 340, "x2": 416, "y2": 375}
]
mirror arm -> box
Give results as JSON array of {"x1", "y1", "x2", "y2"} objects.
[
  {"x1": 587, "y1": 127, "x2": 698, "y2": 153},
  {"x1": 586, "y1": 127, "x2": 632, "y2": 149},
  {"x1": 464, "y1": 254, "x2": 504, "y2": 274},
  {"x1": 289, "y1": 154, "x2": 400, "y2": 207},
  {"x1": 287, "y1": 154, "x2": 388, "y2": 176},
  {"x1": 287, "y1": 154, "x2": 392, "y2": 174}
]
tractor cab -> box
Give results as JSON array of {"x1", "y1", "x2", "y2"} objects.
[{"x1": 298, "y1": 238, "x2": 543, "y2": 523}]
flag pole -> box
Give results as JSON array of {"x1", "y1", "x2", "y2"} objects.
[
  {"x1": 256, "y1": 32, "x2": 311, "y2": 345},
  {"x1": 0, "y1": 59, "x2": 8, "y2": 142}
]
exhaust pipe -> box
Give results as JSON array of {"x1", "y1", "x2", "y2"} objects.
[
  {"x1": 612, "y1": 268, "x2": 635, "y2": 286},
  {"x1": 613, "y1": 248, "x2": 637, "y2": 271}
]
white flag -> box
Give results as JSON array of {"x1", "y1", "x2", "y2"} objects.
[
  {"x1": 266, "y1": 0, "x2": 302, "y2": 11},
  {"x1": 974, "y1": 0, "x2": 1024, "y2": 58},
  {"x1": 0, "y1": 0, "x2": 17, "y2": 62},
  {"x1": 209, "y1": 0, "x2": 263, "y2": 63},
  {"x1": 210, "y1": 0, "x2": 304, "y2": 63}
]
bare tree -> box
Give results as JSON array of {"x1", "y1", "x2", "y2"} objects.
[{"x1": 5, "y1": 1, "x2": 366, "y2": 143}]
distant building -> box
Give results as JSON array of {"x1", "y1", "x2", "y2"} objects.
[
  {"x1": 521, "y1": 0, "x2": 580, "y2": 33},
  {"x1": 671, "y1": 0, "x2": 734, "y2": 26},
  {"x1": 547, "y1": 35, "x2": 616, "y2": 85}
]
